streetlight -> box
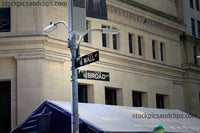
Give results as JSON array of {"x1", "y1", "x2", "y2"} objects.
[
  {"x1": 44, "y1": 21, "x2": 119, "y2": 133},
  {"x1": 77, "y1": 26, "x2": 120, "y2": 57},
  {"x1": 43, "y1": 21, "x2": 68, "y2": 33},
  {"x1": 197, "y1": 56, "x2": 200, "y2": 58},
  {"x1": 78, "y1": 26, "x2": 120, "y2": 44}
]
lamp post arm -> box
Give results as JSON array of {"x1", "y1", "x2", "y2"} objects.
[
  {"x1": 77, "y1": 29, "x2": 102, "y2": 57},
  {"x1": 54, "y1": 21, "x2": 69, "y2": 30},
  {"x1": 78, "y1": 29, "x2": 101, "y2": 44}
]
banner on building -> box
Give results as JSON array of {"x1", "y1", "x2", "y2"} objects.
[{"x1": 86, "y1": 0, "x2": 108, "y2": 20}]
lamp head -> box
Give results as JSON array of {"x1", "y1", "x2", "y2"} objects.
[
  {"x1": 197, "y1": 56, "x2": 200, "y2": 59},
  {"x1": 101, "y1": 25, "x2": 120, "y2": 34},
  {"x1": 43, "y1": 22, "x2": 57, "y2": 33}
]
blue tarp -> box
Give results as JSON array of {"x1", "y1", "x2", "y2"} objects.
[{"x1": 11, "y1": 100, "x2": 200, "y2": 133}]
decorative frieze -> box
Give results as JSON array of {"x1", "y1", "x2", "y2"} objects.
[
  {"x1": 107, "y1": 4, "x2": 184, "y2": 36},
  {"x1": 0, "y1": 36, "x2": 69, "y2": 63},
  {"x1": 13, "y1": 49, "x2": 68, "y2": 63}
]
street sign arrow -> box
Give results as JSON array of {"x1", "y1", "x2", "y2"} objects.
[{"x1": 75, "y1": 51, "x2": 99, "y2": 68}]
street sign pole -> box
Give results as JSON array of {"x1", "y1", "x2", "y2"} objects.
[
  {"x1": 67, "y1": 0, "x2": 86, "y2": 132},
  {"x1": 68, "y1": 34, "x2": 79, "y2": 133}
]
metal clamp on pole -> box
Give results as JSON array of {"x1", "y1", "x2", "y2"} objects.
[{"x1": 68, "y1": 38, "x2": 73, "y2": 48}]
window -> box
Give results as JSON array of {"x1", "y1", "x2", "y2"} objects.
[
  {"x1": 84, "y1": 21, "x2": 90, "y2": 43},
  {"x1": 78, "y1": 85, "x2": 88, "y2": 103},
  {"x1": 138, "y1": 36, "x2": 143, "y2": 56},
  {"x1": 112, "y1": 28, "x2": 119, "y2": 50},
  {"x1": 113, "y1": 34, "x2": 117, "y2": 49},
  {"x1": 199, "y1": 48, "x2": 200, "y2": 57},
  {"x1": 105, "y1": 88, "x2": 117, "y2": 105},
  {"x1": 193, "y1": 46, "x2": 197, "y2": 64},
  {"x1": 0, "y1": 8, "x2": 10, "y2": 32},
  {"x1": 199, "y1": 93, "x2": 200, "y2": 104},
  {"x1": 160, "y1": 43, "x2": 165, "y2": 61},
  {"x1": 102, "y1": 25, "x2": 109, "y2": 47},
  {"x1": 152, "y1": 40, "x2": 157, "y2": 59},
  {"x1": 191, "y1": 18, "x2": 196, "y2": 36},
  {"x1": 152, "y1": 40, "x2": 156, "y2": 59},
  {"x1": 0, "y1": 81, "x2": 11, "y2": 132},
  {"x1": 84, "y1": 21, "x2": 89, "y2": 43},
  {"x1": 156, "y1": 94, "x2": 164, "y2": 109},
  {"x1": 190, "y1": 0, "x2": 194, "y2": 8},
  {"x1": 102, "y1": 33, "x2": 107, "y2": 47},
  {"x1": 132, "y1": 91, "x2": 142, "y2": 107},
  {"x1": 196, "y1": 0, "x2": 200, "y2": 10},
  {"x1": 198, "y1": 21, "x2": 200, "y2": 38},
  {"x1": 129, "y1": 33, "x2": 134, "y2": 53}
]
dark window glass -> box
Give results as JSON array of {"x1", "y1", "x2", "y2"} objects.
[
  {"x1": 132, "y1": 91, "x2": 142, "y2": 107},
  {"x1": 113, "y1": 34, "x2": 117, "y2": 49},
  {"x1": 0, "y1": 81, "x2": 11, "y2": 132},
  {"x1": 191, "y1": 18, "x2": 196, "y2": 36},
  {"x1": 156, "y1": 94, "x2": 164, "y2": 109},
  {"x1": 102, "y1": 34, "x2": 106, "y2": 47},
  {"x1": 84, "y1": 21, "x2": 89, "y2": 43},
  {"x1": 199, "y1": 48, "x2": 200, "y2": 57},
  {"x1": 102, "y1": 25, "x2": 107, "y2": 47},
  {"x1": 199, "y1": 93, "x2": 200, "y2": 103},
  {"x1": 138, "y1": 36, "x2": 142, "y2": 56},
  {"x1": 190, "y1": 0, "x2": 194, "y2": 8},
  {"x1": 129, "y1": 34, "x2": 133, "y2": 53},
  {"x1": 198, "y1": 21, "x2": 200, "y2": 38},
  {"x1": 105, "y1": 88, "x2": 117, "y2": 105},
  {"x1": 196, "y1": 0, "x2": 199, "y2": 10},
  {"x1": 0, "y1": 8, "x2": 11, "y2": 32},
  {"x1": 193, "y1": 46, "x2": 197, "y2": 64},
  {"x1": 160, "y1": 43, "x2": 164, "y2": 61},
  {"x1": 152, "y1": 40, "x2": 156, "y2": 59},
  {"x1": 78, "y1": 85, "x2": 88, "y2": 103}
]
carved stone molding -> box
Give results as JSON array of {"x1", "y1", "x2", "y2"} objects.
[
  {"x1": 107, "y1": 4, "x2": 184, "y2": 35},
  {"x1": 11, "y1": 49, "x2": 68, "y2": 63}
]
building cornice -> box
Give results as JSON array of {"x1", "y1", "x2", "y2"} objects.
[
  {"x1": 182, "y1": 63, "x2": 200, "y2": 72},
  {"x1": 0, "y1": 35, "x2": 69, "y2": 63},
  {"x1": 14, "y1": 49, "x2": 68, "y2": 64},
  {"x1": 107, "y1": 0, "x2": 185, "y2": 37},
  {"x1": 180, "y1": 34, "x2": 200, "y2": 45},
  {"x1": 118, "y1": 0, "x2": 179, "y2": 22}
]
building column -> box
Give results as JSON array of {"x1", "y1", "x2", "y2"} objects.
[
  {"x1": 148, "y1": 92, "x2": 156, "y2": 108},
  {"x1": 93, "y1": 83, "x2": 105, "y2": 104},
  {"x1": 16, "y1": 56, "x2": 45, "y2": 124}
]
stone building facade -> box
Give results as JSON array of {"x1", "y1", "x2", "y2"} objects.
[
  {"x1": 177, "y1": 0, "x2": 200, "y2": 118},
  {"x1": 0, "y1": 0, "x2": 199, "y2": 131}
]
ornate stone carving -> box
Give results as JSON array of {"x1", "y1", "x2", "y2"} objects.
[{"x1": 107, "y1": 4, "x2": 183, "y2": 35}]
